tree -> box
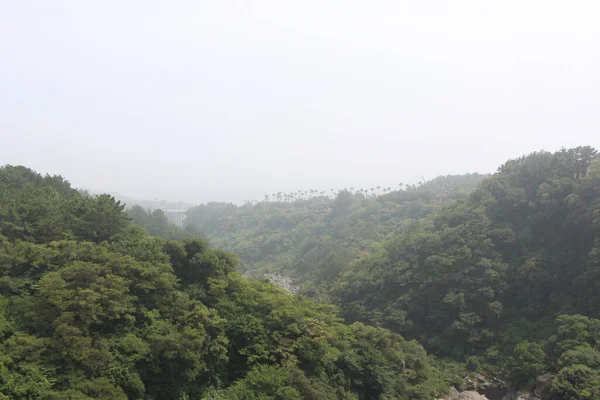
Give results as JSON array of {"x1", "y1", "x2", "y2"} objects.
[
  {"x1": 71, "y1": 194, "x2": 129, "y2": 243},
  {"x1": 508, "y1": 342, "x2": 547, "y2": 387}
]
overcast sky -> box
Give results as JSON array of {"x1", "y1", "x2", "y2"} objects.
[{"x1": 1, "y1": 1, "x2": 599, "y2": 204}]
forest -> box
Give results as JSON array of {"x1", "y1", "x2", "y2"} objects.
[
  {"x1": 1, "y1": 146, "x2": 600, "y2": 399},
  {"x1": 0, "y1": 165, "x2": 454, "y2": 399},
  {"x1": 178, "y1": 146, "x2": 600, "y2": 399}
]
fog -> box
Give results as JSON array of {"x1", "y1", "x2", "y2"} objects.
[{"x1": 1, "y1": 1, "x2": 599, "y2": 204}]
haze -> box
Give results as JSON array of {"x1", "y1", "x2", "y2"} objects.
[{"x1": 1, "y1": 1, "x2": 599, "y2": 204}]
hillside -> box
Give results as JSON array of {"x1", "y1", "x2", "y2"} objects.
[
  {"x1": 183, "y1": 174, "x2": 487, "y2": 297},
  {"x1": 0, "y1": 165, "x2": 450, "y2": 399},
  {"x1": 332, "y1": 147, "x2": 600, "y2": 397},
  {"x1": 182, "y1": 146, "x2": 600, "y2": 398},
  {"x1": 335, "y1": 147, "x2": 600, "y2": 345},
  {"x1": 3, "y1": 146, "x2": 600, "y2": 399}
]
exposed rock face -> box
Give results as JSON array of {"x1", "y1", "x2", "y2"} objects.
[
  {"x1": 462, "y1": 374, "x2": 507, "y2": 399},
  {"x1": 500, "y1": 373, "x2": 555, "y2": 400},
  {"x1": 441, "y1": 372, "x2": 555, "y2": 400},
  {"x1": 501, "y1": 393, "x2": 540, "y2": 400},
  {"x1": 440, "y1": 387, "x2": 489, "y2": 400},
  {"x1": 264, "y1": 273, "x2": 299, "y2": 294},
  {"x1": 451, "y1": 391, "x2": 489, "y2": 400}
]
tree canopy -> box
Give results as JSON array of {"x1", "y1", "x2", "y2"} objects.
[
  {"x1": 0, "y1": 165, "x2": 449, "y2": 399},
  {"x1": 179, "y1": 147, "x2": 600, "y2": 397},
  {"x1": 3, "y1": 146, "x2": 600, "y2": 398}
]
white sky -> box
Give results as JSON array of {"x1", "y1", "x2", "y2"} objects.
[{"x1": 1, "y1": 1, "x2": 599, "y2": 203}]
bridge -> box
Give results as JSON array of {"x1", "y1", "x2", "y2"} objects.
[{"x1": 163, "y1": 209, "x2": 187, "y2": 227}]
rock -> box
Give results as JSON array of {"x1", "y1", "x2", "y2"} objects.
[
  {"x1": 455, "y1": 392, "x2": 489, "y2": 400},
  {"x1": 440, "y1": 388, "x2": 489, "y2": 400},
  {"x1": 263, "y1": 273, "x2": 299, "y2": 294},
  {"x1": 497, "y1": 373, "x2": 554, "y2": 400},
  {"x1": 500, "y1": 393, "x2": 540, "y2": 400},
  {"x1": 441, "y1": 387, "x2": 460, "y2": 399}
]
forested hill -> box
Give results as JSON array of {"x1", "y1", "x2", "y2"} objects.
[
  {"x1": 182, "y1": 173, "x2": 487, "y2": 295},
  {"x1": 334, "y1": 146, "x2": 600, "y2": 348},
  {"x1": 0, "y1": 165, "x2": 451, "y2": 399},
  {"x1": 180, "y1": 146, "x2": 600, "y2": 398},
  {"x1": 5, "y1": 146, "x2": 600, "y2": 399},
  {"x1": 331, "y1": 146, "x2": 600, "y2": 397}
]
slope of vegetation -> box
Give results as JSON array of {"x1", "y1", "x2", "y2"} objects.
[
  {"x1": 0, "y1": 165, "x2": 449, "y2": 399},
  {"x1": 184, "y1": 174, "x2": 486, "y2": 297},
  {"x1": 332, "y1": 147, "x2": 600, "y2": 396},
  {"x1": 183, "y1": 147, "x2": 600, "y2": 397},
  {"x1": 4, "y1": 146, "x2": 600, "y2": 399}
]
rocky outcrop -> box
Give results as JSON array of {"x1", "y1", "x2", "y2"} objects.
[
  {"x1": 439, "y1": 387, "x2": 489, "y2": 400},
  {"x1": 500, "y1": 373, "x2": 554, "y2": 400},
  {"x1": 501, "y1": 393, "x2": 540, "y2": 400},
  {"x1": 264, "y1": 273, "x2": 299, "y2": 294},
  {"x1": 452, "y1": 392, "x2": 489, "y2": 400},
  {"x1": 438, "y1": 371, "x2": 556, "y2": 400},
  {"x1": 461, "y1": 374, "x2": 507, "y2": 399}
]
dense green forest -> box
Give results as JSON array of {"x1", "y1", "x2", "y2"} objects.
[
  {"x1": 183, "y1": 174, "x2": 487, "y2": 298},
  {"x1": 3, "y1": 145, "x2": 600, "y2": 399},
  {"x1": 333, "y1": 147, "x2": 600, "y2": 398},
  {"x1": 0, "y1": 165, "x2": 452, "y2": 399},
  {"x1": 178, "y1": 146, "x2": 600, "y2": 398}
]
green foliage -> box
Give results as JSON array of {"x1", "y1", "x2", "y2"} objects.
[
  {"x1": 177, "y1": 147, "x2": 600, "y2": 392},
  {"x1": 551, "y1": 364, "x2": 600, "y2": 399},
  {"x1": 334, "y1": 149, "x2": 600, "y2": 333},
  {"x1": 182, "y1": 174, "x2": 486, "y2": 295},
  {"x1": 204, "y1": 365, "x2": 304, "y2": 400},
  {"x1": 507, "y1": 342, "x2": 547, "y2": 387},
  {"x1": 5, "y1": 146, "x2": 600, "y2": 397},
  {"x1": 0, "y1": 165, "x2": 128, "y2": 244},
  {"x1": 0, "y1": 164, "x2": 450, "y2": 399}
]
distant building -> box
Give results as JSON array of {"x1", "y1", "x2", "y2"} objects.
[{"x1": 164, "y1": 209, "x2": 187, "y2": 227}]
